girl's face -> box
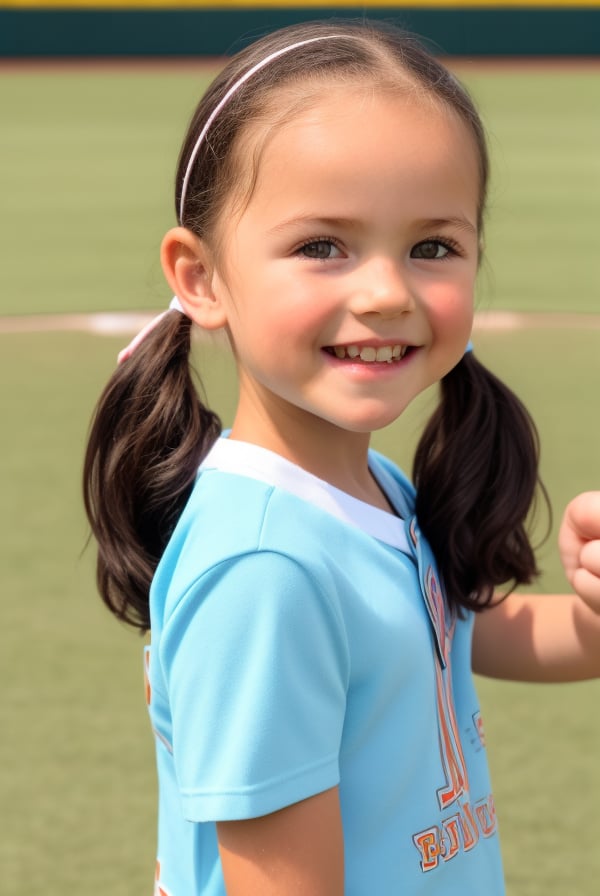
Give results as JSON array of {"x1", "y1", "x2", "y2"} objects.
[{"x1": 208, "y1": 86, "x2": 480, "y2": 451}]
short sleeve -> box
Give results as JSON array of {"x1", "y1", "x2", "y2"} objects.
[{"x1": 159, "y1": 550, "x2": 349, "y2": 822}]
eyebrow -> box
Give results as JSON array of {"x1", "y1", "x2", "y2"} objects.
[
  {"x1": 268, "y1": 214, "x2": 478, "y2": 236},
  {"x1": 268, "y1": 215, "x2": 363, "y2": 235},
  {"x1": 420, "y1": 217, "x2": 478, "y2": 235}
]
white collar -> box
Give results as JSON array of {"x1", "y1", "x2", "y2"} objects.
[{"x1": 199, "y1": 437, "x2": 411, "y2": 555}]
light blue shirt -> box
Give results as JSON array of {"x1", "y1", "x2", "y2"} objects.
[{"x1": 146, "y1": 438, "x2": 504, "y2": 895}]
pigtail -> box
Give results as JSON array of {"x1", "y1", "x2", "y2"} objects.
[
  {"x1": 83, "y1": 312, "x2": 221, "y2": 631},
  {"x1": 413, "y1": 352, "x2": 549, "y2": 615}
]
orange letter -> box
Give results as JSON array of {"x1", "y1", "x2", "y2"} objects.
[
  {"x1": 475, "y1": 795, "x2": 497, "y2": 838},
  {"x1": 413, "y1": 827, "x2": 442, "y2": 872},
  {"x1": 459, "y1": 802, "x2": 479, "y2": 852},
  {"x1": 441, "y1": 814, "x2": 461, "y2": 862}
]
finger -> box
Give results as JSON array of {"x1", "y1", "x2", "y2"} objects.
[
  {"x1": 572, "y1": 568, "x2": 600, "y2": 613},
  {"x1": 580, "y1": 540, "x2": 600, "y2": 579},
  {"x1": 565, "y1": 492, "x2": 600, "y2": 541},
  {"x1": 559, "y1": 493, "x2": 600, "y2": 584}
]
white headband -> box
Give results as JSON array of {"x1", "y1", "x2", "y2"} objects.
[{"x1": 178, "y1": 33, "x2": 346, "y2": 222}]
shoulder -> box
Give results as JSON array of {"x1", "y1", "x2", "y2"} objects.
[
  {"x1": 181, "y1": 465, "x2": 346, "y2": 563},
  {"x1": 152, "y1": 442, "x2": 416, "y2": 628},
  {"x1": 152, "y1": 468, "x2": 347, "y2": 626}
]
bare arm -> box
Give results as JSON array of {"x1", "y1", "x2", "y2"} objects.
[
  {"x1": 473, "y1": 492, "x2": 600, "y2": 682},
  {"x1": 472, "y1": 590, "x2": 600, "y2": 681},
  {"x1": 217, "y1": 787, "x2": 344, "y2": 896}
]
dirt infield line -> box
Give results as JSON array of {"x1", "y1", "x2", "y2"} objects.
[{"x1": 1, "y1": 310, "x2": 599, "y2": 335}]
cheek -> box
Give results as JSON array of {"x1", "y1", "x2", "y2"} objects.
[
  {"x1": 425, "y1": 281, "x2": 474, "y2": 337},
  {"x1": 262, "y1": 285, "x2": 337, "y2": 347}
]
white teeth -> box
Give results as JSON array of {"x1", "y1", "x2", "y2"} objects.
[
  {"x1": 330, "y1": 344, "x2": 408, "y2": 362},
  {"x1": 375, "y1": 346, "x2": 393, "y2": 363}
]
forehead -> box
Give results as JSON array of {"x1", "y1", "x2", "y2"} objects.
[{"x1": 229, "y1": 85, "x2": 480, "y2": 230}]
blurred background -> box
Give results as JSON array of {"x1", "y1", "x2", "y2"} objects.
[{"x1": 1, "y1": 2, "x2": 599, "y2": 894}]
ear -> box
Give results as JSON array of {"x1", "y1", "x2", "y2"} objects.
[{"x1": 160, "y1": 227, "x2": 228, "y2": 330}]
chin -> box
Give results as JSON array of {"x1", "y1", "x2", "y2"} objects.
[{"x1": 336, "y1": 412, "x2": 405, "y2": 434}]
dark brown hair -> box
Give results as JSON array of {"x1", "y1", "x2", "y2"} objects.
[{"x1": 84, "y1": 19, "x2": 546, "y2": 630}]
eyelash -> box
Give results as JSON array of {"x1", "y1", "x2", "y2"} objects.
[{"x1": 294, "y1": 234, "x2": 465, "y2": 261}]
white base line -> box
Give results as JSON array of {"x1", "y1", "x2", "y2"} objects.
[
  {"x1": 1, "y1": 310, "x2": 600, "y2": 335},
  {"x1": 473, "y1": 311, "x2": 600, "y2": 330}
]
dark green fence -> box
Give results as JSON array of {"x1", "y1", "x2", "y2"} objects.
[{"x1": 1, "y1": 5, "x2": 599, "y2": 57}]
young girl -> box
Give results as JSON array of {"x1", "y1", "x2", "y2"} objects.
[{"x1": 83, "y1": 20, "x2": 600, "y2": 895}]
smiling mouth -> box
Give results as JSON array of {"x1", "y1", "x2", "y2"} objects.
[{"x1": 324, "y1": 344, "x2": 411, "y2": 363}]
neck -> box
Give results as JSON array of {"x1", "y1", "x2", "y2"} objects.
[{"x1": 229, "y1": 410, "x2": 391, "y2": 511}]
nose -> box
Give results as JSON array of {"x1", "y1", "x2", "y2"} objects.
[{"x1": 348, "y1": 256, "x2": 416, "y2": 318}]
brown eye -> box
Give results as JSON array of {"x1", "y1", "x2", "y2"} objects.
[
  {"x1": 411, "y1": 241, "x2": 449, "y2": 260},
  {"x1": 300, "y1": 240, "x2": 340, "y2": 259}
]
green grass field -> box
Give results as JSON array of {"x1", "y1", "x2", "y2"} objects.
[{"x1": 1, "y1": 63, "x2": 599, "y2": 895}]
